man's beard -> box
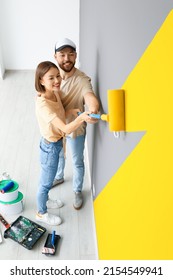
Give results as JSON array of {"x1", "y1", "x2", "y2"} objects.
[{"x1": 59, "y1": 61, "x2": 75, "y2": 73}]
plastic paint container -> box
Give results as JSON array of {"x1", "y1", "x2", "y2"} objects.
[{"x1": 0, "y1": 192, "x2": 24, "y2": 215}]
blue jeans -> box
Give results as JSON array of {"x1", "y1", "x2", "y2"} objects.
[
  {"x1": 37, "y1": 137, "x2": 63, "y2": 214},
  {"x1": 55, "y1": 135, "x2": 85, "y2": 193}
]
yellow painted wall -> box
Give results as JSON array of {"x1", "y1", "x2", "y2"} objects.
[{"x1": 94, "y1": 10, "x2": 173, "y2": 260}]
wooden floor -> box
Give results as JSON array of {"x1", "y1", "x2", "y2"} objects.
[{"x1": 0, "y1": 70, "x2": 98, "y2": 260}]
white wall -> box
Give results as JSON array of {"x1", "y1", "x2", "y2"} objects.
[{"x1": 0, "y1": 0, "x2": 79, "y2": 70}]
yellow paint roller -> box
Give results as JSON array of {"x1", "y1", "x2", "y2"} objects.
[
  {"x1": 101, "y1": 89, "x2": 125, "y2": 132},
  {"x1": 78, "y1": 89, "x2": 125, "y2": 132}
]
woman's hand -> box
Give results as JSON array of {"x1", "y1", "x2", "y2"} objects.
[
  {"x1": 65, "y1": 108, "x2": 81, "y2": 117},
  {"x1": 84, "y1": 111, "x2": 100, "y2": 124},
  {"x1": 77, "y1": 111, "x2": 92, "y2": 122}
]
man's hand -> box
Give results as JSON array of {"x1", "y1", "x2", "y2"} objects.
[{"x1": 84, "y1": 92, "x2": 100, "y2": 124}]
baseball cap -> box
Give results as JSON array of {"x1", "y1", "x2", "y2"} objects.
[{"x1": 55, "y1": 38, "x2": 76, "y2": 52}]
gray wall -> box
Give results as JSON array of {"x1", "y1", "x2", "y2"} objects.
[{"x1": 80, "y1": 0, "x2": 173, "y2": 197}]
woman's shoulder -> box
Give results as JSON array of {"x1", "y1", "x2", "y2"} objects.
[{"x1": 35, "y1": 94, "x2": 47, "y2": 108}]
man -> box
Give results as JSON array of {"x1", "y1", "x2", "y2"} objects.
[{"x1": 53, "y1": 38, "x2": 99, "y2": 210}]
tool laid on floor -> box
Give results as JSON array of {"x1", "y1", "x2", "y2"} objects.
[
  {"x1": 51, "y1": 230, "x2": 55, "y2": 249},
  {"x1": 0, "y1": 181, "x2": 14, "y2": 193},
  {"x1": 4, "y1": 215, "x2": 46, "y2": 250},
  {"x1": 0, "y1": 179, "x2": 24, "y2": 215},
  {"x1": 42, "y1": 230, "x2": 60, "y2": 256},
  {"x1": 0, "y1": 213, "x2": 11, "y2": 229}
]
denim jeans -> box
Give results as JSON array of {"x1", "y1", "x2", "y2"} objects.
[
  {"x1": 37, "y1": 137, "x2": 63, "y2": 214},
  {"x1": 55, "y1": 134, "x2": 85, "y2": 193}
]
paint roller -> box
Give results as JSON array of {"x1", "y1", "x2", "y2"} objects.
[
  {"x1": 0, "y1": 181, "x2": 14, "y2": 194},
  {"x1": 101, "y1": 89, "x2": 125, "y2": 133},
  {"x1": 78, "y1": 89, "x2": 125, "y2": 133}
]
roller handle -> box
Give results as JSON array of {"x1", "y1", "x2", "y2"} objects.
[
  {"x1": 77, "y1": 112, "x2": 101, "y2": 119},
  {"x1": 51, "y1": 230, "x2": 56, "y2": 247}
]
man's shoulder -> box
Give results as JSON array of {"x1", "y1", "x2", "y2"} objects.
[{"x1": 74, "y1": 68, "x2": 91, "y2": 82}]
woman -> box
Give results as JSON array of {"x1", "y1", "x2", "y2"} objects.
[{"x1": 35, "y1": 61, "x2": 91, "y2": 226}]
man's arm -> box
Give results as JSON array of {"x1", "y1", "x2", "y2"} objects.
[{"x1": 84, "y1": 92, "x2": 100, "y2": 123}]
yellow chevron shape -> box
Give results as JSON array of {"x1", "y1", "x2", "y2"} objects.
[{"x1": 94, "y1": 10, "x2": 173, "y2": 259}]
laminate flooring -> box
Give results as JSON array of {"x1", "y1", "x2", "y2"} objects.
[{"x1": 0, "y1": 70, "x2": 98, "y2": 260}]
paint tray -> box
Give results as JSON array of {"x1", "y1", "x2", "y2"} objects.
[
  {"x1": 42, "y1": 233, "x2": 61, "y2": 256},
  {"x1": 4, "y1": 215, "x2": 46, "y2": 249}
]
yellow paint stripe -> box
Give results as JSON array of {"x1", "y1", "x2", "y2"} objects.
[{"x1": 94, "y1": 10, "x2": 173, "y2": 259}]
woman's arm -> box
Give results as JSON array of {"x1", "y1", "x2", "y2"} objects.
[
  {"x1": 51, "y1": 111, "x2": 91, "y2": 134},
  {"x1": 65, "y1": 108, "x2": 81, "y2": 118}
]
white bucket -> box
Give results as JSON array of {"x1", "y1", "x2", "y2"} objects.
[{"x1": 0, "y1": 192, "x2": 24, "y2": 215}]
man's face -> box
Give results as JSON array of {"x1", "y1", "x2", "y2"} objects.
[{"x1": 54, "y1": 47, "x2": 77, "y2": 72}]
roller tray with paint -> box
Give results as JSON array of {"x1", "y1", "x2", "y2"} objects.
[
  {"x1": 4, "y1": 215, "x2": 46, "y2": 249},
  {"x1": 42, "y1": 232, "x2": 61, "y2": 256}
]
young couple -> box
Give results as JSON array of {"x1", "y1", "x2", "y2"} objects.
[{"x1": 35, "y1": 38, "x2": 100, "y2": 226}]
